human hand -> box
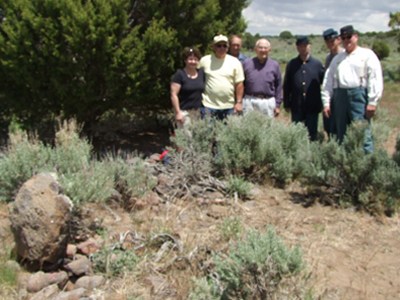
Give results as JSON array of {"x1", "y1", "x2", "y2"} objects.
[
  {"x1": 323, "y1": 107, "x2": 330, "y2": 118},
  {"x1": 365, "y1": 105, "x2": 376, "y2": 119},
  {"x1": 234, "y1": 102, "x2": 243, "y2": 114},
  {"x1": 274, "y1": 107, "x2": 280, "y2": 117},
  {"x1": 175, "y1": 111, "x2": 185, "y2": 124}
]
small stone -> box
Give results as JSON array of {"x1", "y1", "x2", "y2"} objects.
[
  {"x1": 27, "y1": 271, "x2": 68, "y2": 293},
  {"x1": 75, "y1": 275, "x2": 105, "y2": 290},
  {"x1": 77, "y1": 238, "x2": 100, "y2": 256},
  {"x1": 29, "y1": 284, "x2": 60, "y2": 300},
  {"x1": 64, "y1": 256, "x2": 92, "y2": 276},
  {"x1": 66, "y1": 244, "x2": 77, "y2": 257}
]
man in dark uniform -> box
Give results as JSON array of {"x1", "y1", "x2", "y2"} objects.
[{"x1": 283, "y1": 36, "x2": 325, "y2": 141}]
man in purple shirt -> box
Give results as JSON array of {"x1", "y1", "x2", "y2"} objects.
[{"x1": 242, "y1": 38, "x2": 283, "y2": 117}]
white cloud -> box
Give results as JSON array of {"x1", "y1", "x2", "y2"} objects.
[{"x1": 243, "y1": 0, "x2": 395, "y2": 36}]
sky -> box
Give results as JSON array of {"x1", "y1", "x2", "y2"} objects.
[{"x1": 242, "y1": 0, "x2": 398, "y2": 36}]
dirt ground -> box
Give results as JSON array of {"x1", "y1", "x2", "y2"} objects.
[{"x1": 2, "y1": 182, "x2": 400, "y2": 299}]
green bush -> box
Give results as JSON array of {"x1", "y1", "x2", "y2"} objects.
[
  {"x1": 215, "y1": 112, "x2": 311, "y2": 185},
  {"x1": 372, "y1": 40, "x2": 390, "y2": 60},
  {"x1": 226, "y1": 175, "x2": 253, "y2": 199},
  {"x1": 0, "y1": 120, "x2": 156, "y2": 205},
  {"x1": 92, "y1": 247, "x2": 139, "y2": 277},
  {"x1": 304, "y1": 122, "x2": 400, "y2": 215},
  {"x1": 59, "y1": 161, "x2": 115, "y2": 205},
  {"x1": 192, "y1": 227, "x2": 304, "y2": 299},
  {"x1": 108, "y1": 156, "x2": 157, "y2": 199},
  {"x1": 0, "y1": 129, "x2": 54, "y2": 201},
  {"x1": 219, "y1": 216, "x2": 243, "y2": 241}
]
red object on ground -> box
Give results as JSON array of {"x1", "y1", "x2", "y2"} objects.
[{"x1": 159, "y1": 149, "x2": 169, "y2": 160}]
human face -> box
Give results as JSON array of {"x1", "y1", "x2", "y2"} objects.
[
  {"x1": 324, "y1": 37, "x2": 341, "y2": 52},
  {"x1": 229, "y1": 37, "x2": 242, "y2": 57},
  {"x1": 341, "y1": 33, "x2": 358, "y2": 53},
  {"x1": 185, "y1": 54, "x2": 199, "y2": 69},
  {"x1": 296, "y1": 43, "x2": 310, "y2": 59},
  {"x1": 255, "y1": 41, "x2": 270, "y2": 62},
  {"x1": 213, "y1": 43, "x2": 228, "y2": 58}
]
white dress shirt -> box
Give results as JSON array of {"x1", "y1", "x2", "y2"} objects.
[{"x1": 321, "y1": 46, "x2": 383, "y2": 108}]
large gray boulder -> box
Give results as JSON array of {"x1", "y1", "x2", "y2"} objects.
[{"x1": 9, "y1": 173, "x2": 73, "y2": 270}]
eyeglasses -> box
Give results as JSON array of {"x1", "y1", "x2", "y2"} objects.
[
  {"x1": 341, "y1": 34, "x2": 353, "y2": 40},
  {"x1": 216, "y1": 44, "x2": 228, "y2": 48}
]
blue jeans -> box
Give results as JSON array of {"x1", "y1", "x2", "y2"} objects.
[
  {"x1": 331, "y1": 87, "x2": 373, "y2": 153},
  {"x1": 291, "y1": 111, "x2": 319, "y2": 141},
  {"x1": 200, "y1": 107, "x2": 234, "y2": 121}
]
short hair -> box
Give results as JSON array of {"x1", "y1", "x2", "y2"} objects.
[
  {"x1": 182, "y1": 47, "x2": 201, "y2": 60},
  {"x1": 229, "y1": 34, "x2": 242, "y2": 43},
  {"x1": 255, "y1": 38, "x2": 271, "y2": 49}
]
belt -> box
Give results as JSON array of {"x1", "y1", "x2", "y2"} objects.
[{"x1": 246, "y1": 93, "x2": 268, "y2": 98}]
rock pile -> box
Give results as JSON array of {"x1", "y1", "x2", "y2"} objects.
[{"x1": 8, "y1": 173, "x2": 107, "y2": 299}]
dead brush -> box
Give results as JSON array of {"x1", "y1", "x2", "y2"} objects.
[{"x1": 154, "y1": 145, "x2": 227, "y2": 202}]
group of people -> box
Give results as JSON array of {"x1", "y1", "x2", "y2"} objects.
[{"x1": 170, "y1": 25, "x2": 384, "y2": 153}]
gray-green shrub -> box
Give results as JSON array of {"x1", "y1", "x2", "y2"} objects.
[
  {"x1": 193, "y1": 226, "x2": 304, "y2": 299},
  {"x1": 0, "y1": 129, "x2": 54, "y2": 201},
  {"x1": 226, "y1": 175, "x2": 252, "y2": 200},
  {"x1": 92, "y1": 247, "x2": 139, "y2": 277},
  {"x1": 215, "y1": 112, "x2": 311, "y2": 184},
  {"x1": 0, "y1": 120, "x2": 156, "y2": 205},
  {"x1": 304, "y1": 122, "x2": 400, "y2": 215},
  {"x1": 108, "y1": 156, "x2": 157, "y2": 199}
]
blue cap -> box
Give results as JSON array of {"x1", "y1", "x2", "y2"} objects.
[
  {"x1": 323, "y1": 28, "x2": 338, "y2": 40},
  {"x1": 296, "y1": 35, "x2": 309, "y2": 45},
  {"x1": 340, "y1": 25, "x2": 355, "y2": 37}
]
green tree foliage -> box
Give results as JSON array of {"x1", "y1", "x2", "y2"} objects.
[
  {"x1": 372, "y1": 40, "x2": 390, "y2": 60},
  {"x1": 389, "y1": 11, "x2": 400, "y2": 51},
  {"x1": 0, "y1": 0, "x2": 249, "y2": 126},
  {"x1": 279, "y1": 30, "x2": 293, "y2": 39}
]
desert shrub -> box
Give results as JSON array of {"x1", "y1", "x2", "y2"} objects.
[
  {"x1": 304, "y1": 122, "x2": 400, "y2": 215},
  {"x1": 53, "y1": 119, "x2": 92, "y2": 174},
  {"x1": 226, "y1": 176, "x2": 253, "y2": 200},
  {"x1": 92, "y1": 247, "x2": 139, "y2": 277},
  {"x1": 171, "y1": 117, "x2": 216, "y2": 158},
  {"x1": 107, "y1": 156, "x2": 157, "y2": 199},
  {"x1": 59, "y1": 160, "x2": 115, "y2": 205},
  {"x1": 188, "y1": 277, "x2": 220, "y2": 300},
  {"x1": 0, "y1": 129, "x2": 54, "y2": 201},
  {"x1": 219, "y1": 216, "x2": 243, "y2": 241},
  {"x1": 0, "y1": 119, "x2": 156, "y2": 205},
  {"x1": 195, "y1": 226, "x2": 304, "y2": 299},
  {"x1": 215, "y1": 111, "x2": 311, "y2": 184}
]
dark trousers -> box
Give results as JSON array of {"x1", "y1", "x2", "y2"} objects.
[
  {"x1": 200, "y1": 106, "x2": 234, "y2": 121},
  {"x1": 291, "y1": 110, "x2": 319, "y2": 141},
  {"x1": 331, "y1": 87, "x2": 373, "y2": 153}
]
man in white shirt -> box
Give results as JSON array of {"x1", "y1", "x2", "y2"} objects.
[{"x1": 321, "y1": 25, "x2": 383, "y2": 153}]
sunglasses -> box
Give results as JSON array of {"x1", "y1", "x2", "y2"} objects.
[
  {"x1": 341, "y1": 34, "x2": 353, "y2": 40},
  {"x1": 215, "y1": 44, "x2": 228, "y2": 48}
]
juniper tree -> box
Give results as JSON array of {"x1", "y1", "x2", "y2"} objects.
[{"x1": 0, "y1": 0, "x2": 249, "y2": 127}]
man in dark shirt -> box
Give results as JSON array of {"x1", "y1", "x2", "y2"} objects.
[
  {"x1": 321, "y1": 28, "x2": 343, "y2": 137},
  {"x1": 283, "y1": 36, "x2": 325, "y2": 141}
]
